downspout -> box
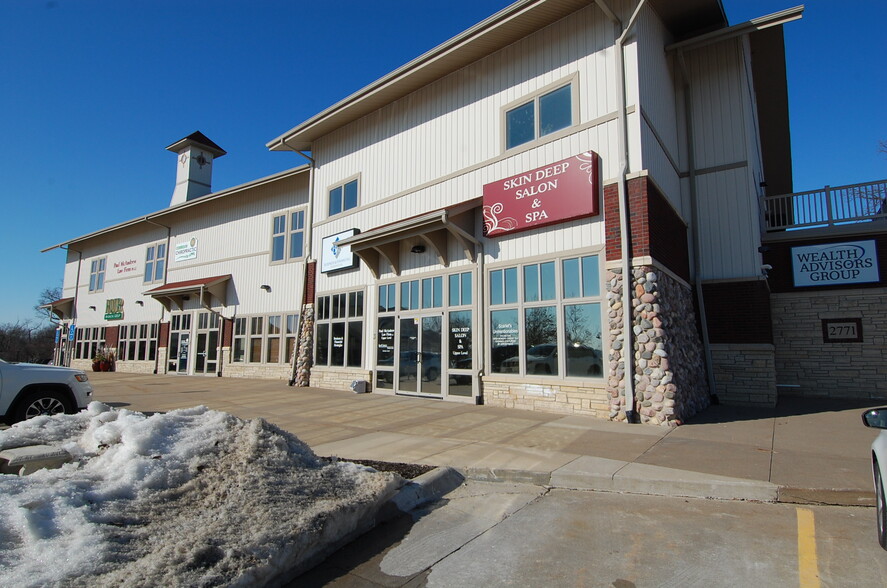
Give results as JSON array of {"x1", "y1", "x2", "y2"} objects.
[
  {"x1": 442, "y1": 214, "x2": 485, "y2": 404},
  {"x1": 62, "y1": 245, "x2": 83, "y2": 367},
  {"x1": 677, "y1": 51, "x2": 718, "y2": 400},
  {"x1": 286, "y1": 147, "x2": 316, "y2": 386},
  {"x1": 598, "y1": 0, "x2": 646, "y2": 422},
  {"x1": 144, "y1": 217, "x2": 172, "y2": 375}
]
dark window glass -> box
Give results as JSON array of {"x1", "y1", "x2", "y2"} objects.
[
  {"x1": 490, "y1": 309, "x2": 520, "y2": 374},
  {"x1": 563, "y1": 258, "x2": 581, "y2": 299},
  {"x1": 582, "y1": 256, "x2": 599, "y2": 297},
  {"x1": 315, "y1": 324, "x2": 329, "y2": 365},
  {"x1": 506, "y1": 102, "x2": 535, "y2": 149},
  {"x1": 377, "y1": 316, "x2": 395, "y2": 366},
  {"x1": 504, "y1": 267, "x2": 518, "y2": 304},
  {"x1": 329, "y1": 186, "x2": 343, "y2": 216},
  {"x1": 524, "y1": 265, "x2": 539, "y2": 302},
  {"x1": 525, "y1": 306, "x2": 558, "y2": 376},
  {"x1": 539, "y1": 85, "x2": 572, "y2": 137},
  {"x1": 330, "y1": 322, "x2": 346, "y2": 366},
  {"x1": 564, "y1": 303, "x2": 603, "y2": 377},
  {"x1": 343, "y1": 180, "x2": 358, "y2": 211},
  {"x1": 347, "y1": 321, "x2": 362, "y2": 367}
]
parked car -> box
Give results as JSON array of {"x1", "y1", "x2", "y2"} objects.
[
  {"x1": 0, "y1": 358, "x2": 93, "y2": 424},
  {"x1": 861, "y1": 407, "x2": 887, "y2": 549}
]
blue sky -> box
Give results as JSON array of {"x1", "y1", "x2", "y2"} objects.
[{"x1": 1, "y1": 0, "x2": 885, "y2": 326}]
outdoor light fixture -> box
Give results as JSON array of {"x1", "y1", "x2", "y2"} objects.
[
  {"x1": 88, "y1": 305, "x2": 96, "y2": 311},
  {"x1": 135, "y1": 300, "x2": 144, "y2": 306},
  {"x1": 410, "y1": 245, "x2": 426, "y2": 254},
  {"x1": 260, "y1": 284, "x2": 271, "y2": 292},
  {"x1": 182, "y1": 295, "x2": 190, "y2": 301}
]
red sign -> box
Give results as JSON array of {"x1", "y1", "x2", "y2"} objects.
[{"x1": 482, "y1": 151, "x2": 600, "y2": 237}]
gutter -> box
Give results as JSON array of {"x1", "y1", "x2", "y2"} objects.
[
  {"x1": 597, "y1": 0, "x2": 646, "y2": 423},
  {"x1": 286, "y1": 149, "x2": 317, "y2": 387}
]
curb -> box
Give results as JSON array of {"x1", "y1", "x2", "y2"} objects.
[{"x1": 389, "y1": 466, "x2": 466, "y2": 513}]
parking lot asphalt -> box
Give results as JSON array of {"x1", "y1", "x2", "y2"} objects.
[{"x1": 84, "y1": 371, "x2": 881, "y2": 506}]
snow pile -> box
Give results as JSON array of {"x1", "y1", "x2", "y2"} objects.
[{"x1": 0, "y1": 403, "x2": 403, "y2": 587}]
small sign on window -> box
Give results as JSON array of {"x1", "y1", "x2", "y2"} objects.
[{"x1": 821, "y1": 318, "x2": 862, "y2": 343}]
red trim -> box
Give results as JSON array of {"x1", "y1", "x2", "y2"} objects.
[{"x1": 145, "y1": 274, "x2": 231, "y2": 294}]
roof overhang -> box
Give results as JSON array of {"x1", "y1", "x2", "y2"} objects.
[
  {"x1": 42, "y1": 166, "x2": 308, "y2": 253},
  {"x1": 40, "y1": 297, "x2": 74, "y2": 321},
  {"x1": 268, "y1": 0, "x2": 727, "y2": 152},
  {"x1": 668, "y1": 6, "x2": 804, "y2": 197},
  {"x1": 666, "y1": 5, "x2": 803, "y2": 53},
  {"x1": 144, "y1": 275, "x2": 231, "y2": 312},
  {"x1": 337, "y1": 199, "x2": 481, "y2": 279}
]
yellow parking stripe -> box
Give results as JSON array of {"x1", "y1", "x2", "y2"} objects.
[{"x1": 797, "y1": 507, "x2": 820, "y2": 588}]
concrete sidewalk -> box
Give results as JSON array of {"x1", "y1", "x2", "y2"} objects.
[{"x1": 86, "y1": 372, "x2": 881, "y2": 506}]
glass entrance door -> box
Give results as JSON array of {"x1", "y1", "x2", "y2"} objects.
[
  {"x1": 194, "y1": 311, "x2": 219, "y2": 376},
  {"x1": 395, "y1": 316, "x2": 441, "y2": 396}
]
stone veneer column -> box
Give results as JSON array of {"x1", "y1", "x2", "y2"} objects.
[
  {"x1": 607, "y1": 265, "x2": 709, "y2": 425},
  {"x1": 294, "y1": 303, "x2": 314, "y2": 387}
]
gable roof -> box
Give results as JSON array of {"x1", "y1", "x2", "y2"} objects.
[{"x1": 268, "y1": 0, "x2": 727, "y2": 152}]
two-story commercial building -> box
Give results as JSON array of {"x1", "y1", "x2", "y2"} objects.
[{"x1": 46, "y1": 1, "x2": 883, "y2": 426}]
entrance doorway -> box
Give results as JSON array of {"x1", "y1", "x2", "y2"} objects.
[
  {"x1": 194, "y1": 311, "x2": 219, "y2": 375},
  {"x1": 374, "y1": 272, "x2": 475, "y2": 400},
  {"x1": 167, "y1": 311, "x2": 220, "y2": 375}
]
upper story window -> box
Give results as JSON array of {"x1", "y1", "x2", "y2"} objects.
[
  {"x1": 144, "y1": 243, "x2": 167, "y2": 284},
  {"x1": 88, "y1": 258, "x2": 106, "y2": 293},
  {"x1": 505, "y1": 82, "x2": 574, "y2": 150},
  {"x1": 271, "y1": 209, "x2": 306, "y2": 263},
  {"x1": 328, "y1": 178, "x2": 358, "y2": 217}
]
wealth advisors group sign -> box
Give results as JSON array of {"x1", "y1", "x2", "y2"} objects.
[
  {"x1": 791, "y1": 240, "x2": 880, "y2": 287},
  {"x1": 482, "y1": 151, "x2": 600, "y2": 237}
]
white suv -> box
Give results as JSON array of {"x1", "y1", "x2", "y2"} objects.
[{"x1": 0, "y1": 358, "x2": 93, "y2": 424}]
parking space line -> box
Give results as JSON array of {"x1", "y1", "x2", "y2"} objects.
[{"x1": 797, "y1": 507, "x2": 820, "y2": 588}]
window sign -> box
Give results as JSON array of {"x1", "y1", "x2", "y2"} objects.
[
  {"x1": 175, "y1": 237, "x2": 198, "y2": 262},
  {"x1": 791, "y1": 240, "x2": 879, "y2": 287},
  {"x1": 321, "y1": 229, "x2": 359, "y2": 273},
  {"x1": 483, "y1": 151, "x2": 600, "y2": 236}
]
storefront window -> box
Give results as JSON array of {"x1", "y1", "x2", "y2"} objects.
[
  {"x1": 315, "y1": 289, "x2": 364, "y2": 367},
  {"x1": 489, "y1": 253, "x2": 603, "y2": 378}
]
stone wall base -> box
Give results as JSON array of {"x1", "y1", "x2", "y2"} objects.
[
  {"x1": 310, "y1": 368, "x2": 374, "y2": 392},
  {"x1": 111, "y1": 361, "x2": 156, "y2": 375},
  {"x1": 710, "y1": 343, "x2": 776, "y2": 407},
  {"x1": 224, "y1": 365, "x2": 292, "y2": 380},
  {"x1": 771, "y1": 288, "x2": 887, "y2": 399},
  {"x1": 482, "y1": 378, "x2": 610, "y2": 418}
]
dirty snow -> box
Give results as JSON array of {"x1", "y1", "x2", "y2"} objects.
[{"x1": 0, "y1": 402, "x2": 403, "y2": 587}]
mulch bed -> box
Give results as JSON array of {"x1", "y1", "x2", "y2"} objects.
[{"x1": 326, "y1": 458, "x2": 437, "y2": 480}]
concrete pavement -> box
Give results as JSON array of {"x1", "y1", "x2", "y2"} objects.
[{"x1": 85, "y1": 371, "x2": 881, "y2": 506}]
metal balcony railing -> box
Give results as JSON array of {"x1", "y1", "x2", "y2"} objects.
[{"x1": 763, "y1": 180, "x2": 887, "y2": 232}]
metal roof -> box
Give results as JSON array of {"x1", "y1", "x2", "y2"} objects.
[{"x1": 268, "y1": 0, "x2": 727, "y2": 152}]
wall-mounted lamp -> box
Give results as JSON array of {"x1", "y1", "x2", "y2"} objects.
[
  {"x1": 182, "y1": 295, "x2": 190, "y2": 301},
  {"x1": 88, "y1": 305, "x2": 96, "y2": 311},
  {"x1": 410, "y1": 245, "x2": 426, "y2": 254},
  {"x1": 260, "y1": 284, "x2": 272, "y2": 292},
  {"x1": 135, "y1": 300, "x2": 144, "y2": 306}
]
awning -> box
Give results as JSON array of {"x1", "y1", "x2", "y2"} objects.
[
  {"x1": 337, "y1": 199, "x2": 481, "y2": 279},
  {"x1": 40, "y1": 297, "x2": 74, "y2": 321},
  {"x1": 144, "y1": 275, "x2": 231, "y2": 312}
]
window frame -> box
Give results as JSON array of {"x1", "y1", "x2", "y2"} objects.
[
  {"x1": 88, "y1": 257, "x2": 107, "y2": 293},
  {"x1": 487, "y1": 249, "x2": 604, "y2": 380},
  {"x1": 118, "y1": 322, "x2": 159, "y2": 362},
  {"x1": 231, "y1": 313, "x2": 300, "y2": 365},
  {"x1": 314, "y1": 289, "x2": 364, "y2": 368},
  {"x1": 502, "y1": 76, "x2": 579, "y2": 151},
  {"x1": 143, "y1": 242, "x2": 167, "y2": 285},
  {"x1": 270, "y1": 208, "x2": 307, "y2": 264},
  {"x1": 327, "y1": 176, "x2": 360, "y2": 218}
]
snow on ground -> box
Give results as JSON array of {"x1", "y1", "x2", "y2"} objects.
[{"x1": 0, "y1": 402, "x2": 404, "y2": 587}]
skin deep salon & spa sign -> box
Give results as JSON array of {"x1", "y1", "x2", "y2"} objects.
[
  {"x1": 482, "y1": 151, "x2": 600, "y2": 237},
  {"x1": 791, "y1": 240, "x2": 880, "y2": 287}
]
